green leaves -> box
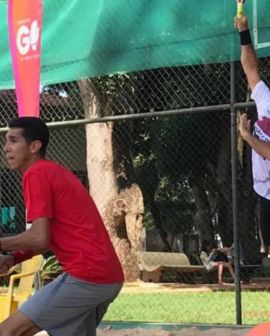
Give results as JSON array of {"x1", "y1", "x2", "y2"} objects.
[{"x1": 40, "y1": 255, "x2": 63, "y2": 285}]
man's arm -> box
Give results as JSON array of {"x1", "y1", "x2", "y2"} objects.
[
  {"x1": 0, "y1": 217, "x2": 50, "y2": 252},
  {"x1": 241, "y1": 132, "x2": 270, "y2": 160},
  {"x1": 235, "y1": 15, "x2": 261, "y2": 90},
  {"x1": 235, "y1": 15, "x2": 270, "y2": 158},
  {"x1": 0, "y1": 246, "x2": 48, "y2": 274},
  {"x1": 0, "y1": 248, "x2": 48, "y2": 275}
]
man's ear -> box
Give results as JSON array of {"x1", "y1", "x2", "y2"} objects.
[{"x1": 30, "y1": 140, "x2": 42, "y2": 154}]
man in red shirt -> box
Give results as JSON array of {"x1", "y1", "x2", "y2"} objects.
[{"x1": 0, "y1": 117, "x2": 124, "y2": 336}]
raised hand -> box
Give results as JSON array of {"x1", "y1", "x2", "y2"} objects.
[
  {"x1": 234, "y1": 15, "x2": 249, "y2": 32},
  {"x1": 238, "y1": 113, "x2": 251, "y2": 141}
]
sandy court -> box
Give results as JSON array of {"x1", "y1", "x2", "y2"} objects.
[
  {"x1": 35, "y1": 326, "x2": 252, "y2": 336},
  {"x1": 35, "y1": 281, "x2": 255, "y2": 336},
  {"x1": 97, "y1": 326, "x2": 251, "y2": 336}
]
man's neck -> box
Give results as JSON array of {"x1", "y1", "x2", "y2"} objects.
[{"x1": 20, "y1": 156, "x2": 45, "y2": 174}]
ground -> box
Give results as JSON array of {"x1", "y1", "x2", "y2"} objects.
[
  {"x1": 98, "y1": 327, "x2": 251, "y2": 336},
  {"x1": 97, "y1": 281, "x2": 255, "y2": 336},
  {"x1": 36, "y1": 281, "x2": 258, "y2": 336},
  {"x1": 36, "y1": 324, "x2": 252, "y2": 336}
]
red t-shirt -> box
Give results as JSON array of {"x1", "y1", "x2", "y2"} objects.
[{"x1": 23, "y1": 159, "x2": 124, "y2": 284}]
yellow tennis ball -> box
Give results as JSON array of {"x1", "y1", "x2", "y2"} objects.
[{"x1": 237, "y1": 3, "x2": 244, "y2": 18}]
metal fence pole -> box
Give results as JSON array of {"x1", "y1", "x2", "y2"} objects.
[{"x1": 230, "y1": 61, "x2": 242, "y2": 325}]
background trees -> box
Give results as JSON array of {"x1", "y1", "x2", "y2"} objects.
[{"x1": 0, "y1": 61, "x2": 262, "y2": 279}]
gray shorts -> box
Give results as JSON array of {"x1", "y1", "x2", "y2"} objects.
[{"x1": 19, "y1": 273, "x2": 122, "y2": 336}]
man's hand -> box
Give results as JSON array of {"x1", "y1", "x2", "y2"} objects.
[
  {"x1": 238, "y1": 113, "x2": 252, "y2": 141},
  {"x1": 234, "y1": 15, "x2": 248, "y2": 32},
  {"x1": 0, "y1": 254, "x2": 15, "y2": 275},
  {"x1": 238, "y1": 114, "x2": 270, "y2": 160}
]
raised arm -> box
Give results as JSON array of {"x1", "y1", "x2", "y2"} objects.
[
  {"x1": 235, "y1": 15, "x2": 270, "y2": 159},
  {"x1": 235, "y1": 15, "x2": 261, "y2": 90}
]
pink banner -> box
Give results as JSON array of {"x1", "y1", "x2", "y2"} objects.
[{"x1": 8, "y1": 0, "x2": 43, "y2": 117}]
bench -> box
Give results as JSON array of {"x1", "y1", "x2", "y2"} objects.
[
  {"x1": 238, "y1": 264, "x2": 262, "y2": 283},
  {"x1": 137, "y1": 251, "x2": 206, "y2": 282}
]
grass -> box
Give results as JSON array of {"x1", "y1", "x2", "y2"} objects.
[{"x1": 104, "y1": 291, "x2": 270, "y2": 325}]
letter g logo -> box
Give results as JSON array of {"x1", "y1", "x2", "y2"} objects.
[{"x1": 16, "y1": 20, "x2": 40, "y2": 56}]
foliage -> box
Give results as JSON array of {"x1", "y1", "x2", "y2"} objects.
[
  {"x1": 91, "y1": 64, "x2": 257, "y2": 252},
  {"x1": 86, "y1": 63, "x2": 259, "y2": 256},
  {"x1": 40, "y1": 255, "x2": 63, "y2": 285}
]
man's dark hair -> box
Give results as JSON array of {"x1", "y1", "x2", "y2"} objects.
[{"x1": 8, "y1": 117, "x2": 49, "y2": 157}]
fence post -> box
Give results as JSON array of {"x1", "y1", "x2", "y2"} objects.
[{"x1": 230, "y1": 61, "x2": 242, "y2": 325}]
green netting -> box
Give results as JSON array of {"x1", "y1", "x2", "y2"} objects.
[{"x1": 0, "y1": 0, "x2": 270, "y2": 88}]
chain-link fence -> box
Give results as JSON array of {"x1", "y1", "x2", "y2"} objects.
[{"x1": 1, "y1": 58, "x2": 270, "y2": 326}]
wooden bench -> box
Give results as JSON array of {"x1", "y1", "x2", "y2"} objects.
[
  {"x1": 137, "y1": 251, "x2": 206, "y2": 282},
  {"x1": 238, "y1": 264, "x2": 262, "y2": 283}
]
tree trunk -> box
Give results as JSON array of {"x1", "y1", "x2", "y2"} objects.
[
  {"x1": 216, "y1": 131, "x2": 233, "y2": 245},
  {"x1": 78, "y1": 79, "x2": 144, "y2": 281},
  {"x1": 189, "y1": 176, "x2": 214, "y2": 243},
  {"x1": 149, "y1": 201, "x2": 171, "y2": 252}
]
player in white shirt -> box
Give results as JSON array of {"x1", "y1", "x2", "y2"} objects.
[{"x1": 236, "y1": 15, "x2": 270, "y2": 256}]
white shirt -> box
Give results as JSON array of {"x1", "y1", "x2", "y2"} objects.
[{"x1": 251, "y1": 81, "x2": 270, "y2": 199}]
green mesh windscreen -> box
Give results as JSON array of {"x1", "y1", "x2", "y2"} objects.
[{"x1": 0, "y1": 0, "x2": 269, "y2": 88}]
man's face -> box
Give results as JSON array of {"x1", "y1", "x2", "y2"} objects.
[{"x1": 4, "y1": 128, "x2": 32, "y2": 172}]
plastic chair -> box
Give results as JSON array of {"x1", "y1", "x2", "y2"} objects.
[{"x1": 0, "y1": 254, "x2": 43, "y2": 321}]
